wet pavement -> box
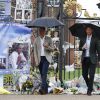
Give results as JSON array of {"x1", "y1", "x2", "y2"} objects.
[{"x1": 0, "y1": 95, "x2": 100, "y2": 100}]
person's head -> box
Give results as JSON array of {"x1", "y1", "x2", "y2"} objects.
[
  {"x1": 17, "y1": 44, "x2": 23, "y2": 54},
  {"x1": 85, "y1": 26, "x2": 93, "y2": 36},
  {"x1": 54, "y1": 31, "x2": 59, "y2": 37},
  {"x1": 39, "y1": 27, "x2": 46, "y2": 37}
]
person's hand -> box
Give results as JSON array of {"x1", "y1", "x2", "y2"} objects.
[
  {"x1": 43, "y1": 42, "x2": 49, "y2": 48},
  {"x1": 82, "y1": 43, "x2": 88, "y2": 50},
  {"x1": 99, "y1": 62, "x2": 100, "y2": 66}
]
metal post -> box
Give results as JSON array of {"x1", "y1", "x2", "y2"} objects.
[{"x1": 59, "y1": 0, "x2": 64, "y2": 87}]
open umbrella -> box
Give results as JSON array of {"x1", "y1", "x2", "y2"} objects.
[
  {"x1": 26, "y1": 17, "x2": 64, "y2": 28},
  {"x1": 69, "y1": 23, "x2": 100, "y2": 39}
]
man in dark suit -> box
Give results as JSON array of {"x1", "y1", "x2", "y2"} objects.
[{"x1": 79, "y1": 26, "x2": 100, "y2": 96}]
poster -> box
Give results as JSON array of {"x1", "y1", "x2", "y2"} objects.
[
  {"x1": 0, "y1": 0, "x2": 11, "y2": 15},
  {"x1": 8, "y1": 42, "x2": 29, "y2": 70},
  {"x1": 0, "y1": 22, "x2": 32, "y2": 94},
  {"x1": 74, "y1": 51, "x2": 82, "y2": 68}
]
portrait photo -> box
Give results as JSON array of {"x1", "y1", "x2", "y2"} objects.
[
  {"x1": 8, "y1": 43, "x2": 29, "y2": 69},
  {"x1": 0, "y1": 57, "x2": 6, "y2": 69},
  {"x1": 15, "y1": 9, "x2": 22, "y2": 19},
  {"x1": 24, "y1": 10, "x2": 32, "y2": 20}
]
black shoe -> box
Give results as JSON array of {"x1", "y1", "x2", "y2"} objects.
[
  {"x1": 39, "y1": 89, "x2": 47, "y2": 95},
  {"x1": 87, "y1": 91, "x2": 92, "y2": 96}
]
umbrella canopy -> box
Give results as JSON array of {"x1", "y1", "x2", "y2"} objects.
[
  {"x1": 26, "y1": 17, "x2": 64, "y2": 28},
  {"x1": 69, "y1": 23, "x2": 100, "y2": 39}
]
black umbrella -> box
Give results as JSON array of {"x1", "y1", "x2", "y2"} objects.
[
  {"x1": 69, "y1": 23, "x2": 100, "y2": 39},
  {"x1": 26, "y1": 17, "x2": 64, "y2": 28}
]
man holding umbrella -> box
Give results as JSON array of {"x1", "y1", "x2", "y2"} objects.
[
  {"x1": 79, "y1": 26, "x2": 100, "y2": 96},
  {"x1": 26, "y1": 17, "x2": 64, "y2": 94},
  {"x1": 34, "y1": 27, "x2": 54, "y2": 94}
]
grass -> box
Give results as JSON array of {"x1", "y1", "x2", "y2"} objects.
[
  {"x1": 49, "y1": 67, "x2": 100, "y2": 81},
  {"x1": 62, "y1": 68, "x2": 82, "y2": 81}
]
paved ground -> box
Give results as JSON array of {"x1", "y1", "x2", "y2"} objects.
[{"x1": 0, "y1": 95, "x2": 100, "y2": 100}]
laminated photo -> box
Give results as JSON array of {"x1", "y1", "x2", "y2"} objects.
[
  {"x1": 24, "y1": 10, "x2": 32, "y2": 20},
  {"x1": 8, "y1": 43, "x2": 29, "y2": 70},
  {"x1": 0, "y1": 57, "x2": 6, "y2": 69},
  {"x1": 15, "y1": 9, "x2": 22, "y2": 19}
]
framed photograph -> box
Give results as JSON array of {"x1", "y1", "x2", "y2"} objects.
[
  {"x1": 15, "y1": 9, "x2": 22, "y2": 20},
  {"x1": 24, "y1": 10, "x2": 32, "y2": 20},
  {"x1": 0, "y1": 57, "x2": 6, "y2": 69},
  {"x1": 16, "y1": 0, "x2": 32, "y2": 9},
  {"x1": 8, "y1": 43, "x2": 30, "y2": 69}
]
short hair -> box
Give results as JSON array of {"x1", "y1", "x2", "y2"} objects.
[
  {"x1": 39, "y1": 27, "x2": 45, "y2": 31},
  {"x1": 85, "y1": 26, "x2": 93, "y2": 30}
]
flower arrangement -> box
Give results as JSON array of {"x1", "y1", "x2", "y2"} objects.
[
  {"x1": 64, "y1": 0, "x2": 82, "y2": 17},
  {"x1": 22, "y1": 77, "x2": 33, "y2": 91}
]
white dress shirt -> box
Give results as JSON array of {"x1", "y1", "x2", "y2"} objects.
[
  {"x1": 85, "y1": 35, "x2": 92, "y2": 57},
  {"x1": 40, "y1": 36, "x2": 45, "y2": 56}
]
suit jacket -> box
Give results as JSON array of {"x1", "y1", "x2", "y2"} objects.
[
  {"x1": 34, "y1": 35, "x2": 53, "y2": 66},
  {"x1": 79, "y1": 36, "x2": 100, "y2": 64}
]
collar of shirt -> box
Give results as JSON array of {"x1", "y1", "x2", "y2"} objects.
[
  {"x1": 39, "y1": 36, "x2": 45, "y2": 40},
  {"x1": 86, "y1": 35, "x2": 92, "y2": 40},
  {"x1": 85, "y1": 35, "x2": 92, "y2": 57},
  {"x1": 39, "y1": 36, "x2": 45, "y2": 56}
]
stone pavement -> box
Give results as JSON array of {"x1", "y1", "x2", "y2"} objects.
[{"x1": 0, "y1": 95, "x2": 100, "y2": 100}]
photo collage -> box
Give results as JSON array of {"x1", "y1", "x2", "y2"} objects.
[{"x1": 13, "y1": 0, "x2": 32, "y2": 21}]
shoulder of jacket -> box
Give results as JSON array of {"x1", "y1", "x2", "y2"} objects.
[
  {"x1": 92, "y1": 36, "x2": 99, "y2": 41},
  {"x1": 11, "y1": 51, "x2": 18, "y2": 56},
  {"x1": 80, "y1": 37, "x2": 85, "y2": 41},
  {"x1": 34, "y1": 36, "x2": 40, "y2": 41},
  {"x1": 45, "y1": 35, "x2": 49, "y2": 38},
  {"x1": 45, "y1": 35, "x2": 52, "y2": 39}
]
